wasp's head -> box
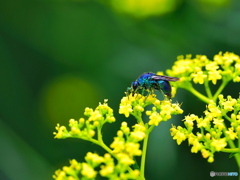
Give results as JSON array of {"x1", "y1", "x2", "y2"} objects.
[
  {"x1": 125, "y1": 81, "x2": 139, "y2": 96},
  {"x1": 131, "y1": 81, "x2": 139, "y2": 91}
]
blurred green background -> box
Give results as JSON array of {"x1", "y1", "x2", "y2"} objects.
[{"x1": 1, "y1": 0, "x2": 240, "y2": 179}]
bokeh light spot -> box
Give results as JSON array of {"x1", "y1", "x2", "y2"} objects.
[
  {"x1": 39, "y1": 75, "x2": 101, "y2": 127},
  {"x1": 111, "y1": 0, "x2": 179, "y2": 18}
]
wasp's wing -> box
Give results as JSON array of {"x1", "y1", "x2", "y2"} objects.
[{"x1": 151, "y1": 75, "x2": 179, "y2": 81}]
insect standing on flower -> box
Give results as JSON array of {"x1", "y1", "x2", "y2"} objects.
[{"x1": 127, "y1": 72, "x2": 179, "y2": 99}]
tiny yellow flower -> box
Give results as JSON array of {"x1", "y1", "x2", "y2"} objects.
[
  {"x1": 208, "y1": 156, "x2": 214, "y2": 163},
  {"x1": 81, "y1": 163, "x2": 97, "y2": 178},
  {"x1": 54, "y1": 124, "x2": 68, "y2": 139},
  {"x1": 110, "y1": 137, "x2": 125, "y2": 153},
  {"x1": 132, "y1": 123, "x2": 146, "y2": 132},
  {"x1": 233, "y1": 76, "x2": 240, "y2": 82},
  {"x1": 100, "y1": 164, "x2": 114, "y2": 176},
  {"x1": 184, "y1": 114, "x2": 197, "y2": 127},
  {"x1": 220, "y1": 96, "x2": 237, "y2": 111},
  {"x1": 70, "y1": 127, "x2": 81, "y2": 135},
  {"x1": 119, "y1": 97, "x2": 133, "y2": 118},
  {"x1": 130, "y1": 131, "x2": 146, "y2": 141},
  {"x1": 88, "y1": 110, "x2": 103, "y2": 121},
  {"x1": 70, "y1": 159, "x2": 81, "y2": 170},
  {"x1": 205, "y1": 133, "x2": 211, "y2": 140},
  {"x1": 206, "y1": 62, "x2": 219, "y2": 71},
  {"x1": 84, "y1": 107, "x2": 93, "y2": 116},
  {"x1": 213, "y1": 118, "x2": 225, "y2": 130},
  {"x1": 172, "y1": 129, "x2": 187, "y2": 145},
  {"x1": 132, "y1": 169, "x2": 140, "y2": 176},
  {"x1": 235, "y1": 62, "x2": 240, "y2": 71},
  {"x1": 106, "y1": 116, "x2": 116, "y2": 123},
  {"x1": 196, "y1": 118, "x2": 209, "y2": 128},
  {"x1": 187, "y1": 133, "x2": 196, "y2": 144},
  {"x1": 144, "y1": 94, "x2": 157, "y2": 104},
  {"x1": 85, "y1": 152, "x2": 104, "y2": 165},
  {"x1": 171, "y1": 103, "x2": 183, "y2": 114},
  {"x1": 67, "y1": 177, "x2": 77, "y2": 180},
  {"x1": 210, "y1": 138, "x2": 227, "y2": 151},
  {"x1": 237, "y1": 113, "x2": 240, "y2": 120},
  {"x1": 117, "y1": 130, "x2": 124, "y2": 137},
  {"x1": 171, "y1": 59, "x2": 193, "y2": 75},
  {"x1": 225, "y1": 127, "x2": 237, "y2": 140},
  {"x1": 191, "y1": 71, "x2": 207, "y2": 84},
  {"x1": 79, "y1": 118, "x2": 85, "y2": 124},
  {"x1": 93, "y1": 121, "x2": 100, "y2": 127},
  {"x1": 231, "y1": 113, "x2": 236, "y2": 120},
  {"x1": 201, "y1": 149, "x2": 210, "y2": 159},
  {"x1": 121, "y1": 122, "x2": 130, "y2": 134},
  {"x1": 125, "y1": 142, "x2": 142, "y2": 156},
  {"x1": 222, "y1": 52, "x2": 237, "y2": 67},
  {"x1": 160, "y1": 103, "x2": 174, "y2": 114},
  {"x1": 197, "y1": 133, "x2": 203, "y2": 140},
  {"x1": 207, "y1": 102, "x2": 222, "y2": 118},
  {"x1": 54, "y1": 170, "x2": 66, "y2": 179},
  {"x1": 89, "y1": 130, "x2": 95, "y2": 137},
  {"x1": 236, "y1": 126, "x2": 240, "y2": 133},
  {"x1": 117, "y1": 153, "x2": 134, "y2": 165},
  {"x1": 63, "y1": 166, "x2": 71, "y2": 173},
  {"x1": 148, "y1": 111, "x2": 162, "y2": 126},
  {"x1": 69, "y1": 119, "x2": 77, "y2": 126},
  {"x1": 171, "y1": 86, "x2": 178, "y2": 98},
  {"x1": 208, "y1": 70, "x2": 222, "y2": 85},
  {"x1": 191, "y1": 140, "x2": 202, "y2": 153}
]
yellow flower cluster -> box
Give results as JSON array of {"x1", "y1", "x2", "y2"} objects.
[
  {"x1": 110, "y1": 122, "x2": 146, "y2": 165},
  {"x1": 53, "y1": 100, "x2": 115, "y2": 140},
  {"x1": 119, "y1": 94, "x2": 183, "y2": 126},
  {"x1": 170, "y1": 94, "x2": 240, "y2": 163},
  {"x1": 53, "y1": 99, "x2": 152, "y2": 179},
  {"x1": 119, "y1": 93, "x2": 156, "y2": 118},
  {"x1": 146, "y1": 100, "x2": 183, "y2": 126},
  {"x1": 53, "y1": 159, "x2": 81, "y2": 180},
  {"x1": 167, "y1": 52, "x2": 240, "y2": 86},
  {"x1": 53, "y1": 153, "x2": 140, "y2": 180}
]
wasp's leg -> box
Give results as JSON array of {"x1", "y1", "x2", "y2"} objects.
[
  {"x1": 126, "y1": 87, "x2": 134, "y2": 99},
  {"x1": 133, "y1": 86, "x2": 143, "y2": 99},
  {"x1": 126, "y1": 87, "x2": 131, "y2": 96},
  {"x1": 142, "y1": 89, "x2": 153, "y2": 103}
]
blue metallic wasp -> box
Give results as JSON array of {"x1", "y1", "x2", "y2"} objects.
[{"x1": 127, "y1": 72, "x2": 179, "y2": 99}]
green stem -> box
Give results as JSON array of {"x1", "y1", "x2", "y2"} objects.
[
  {"x1": 140, "y1": 134, "x2": 148, "y2": 177},
  {"x1": 223, "y1": 114, "x2": 233, "y2": 123},
  {"x1": 187, "y1": 86, "x2": 210, "y2": 104},
  {"x1": 221, "y1": 148, "x2": 240, "y2": 153},
  {"x1": 89, "y1": 137, "x2": 113, "y2": 155},
  {"x1": 96, "y1": 126, "x2": 116, "y2": 157},
  {"x1": 132, "y1": 113, "x2": 143, "y2": 124},
  {"x1": 236, "y1": 132, "x2": 240, "y2": 168},
  {"x1": 204, "y1": 80, "x2": 213, "y2": 99},
  {"x1": 222, "y1": 125, "x2": 240, "y2": 168},
  {"x1": 140, "y1": 125, "x2": 154, "y2": 178},
  {"x1": 212, "y1": 80, "x2": 229, "y2": 102}
]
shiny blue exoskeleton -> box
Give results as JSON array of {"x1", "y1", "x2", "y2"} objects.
[{"x1": 127, "y1": 72, "x2": 179, "y2": 99}]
